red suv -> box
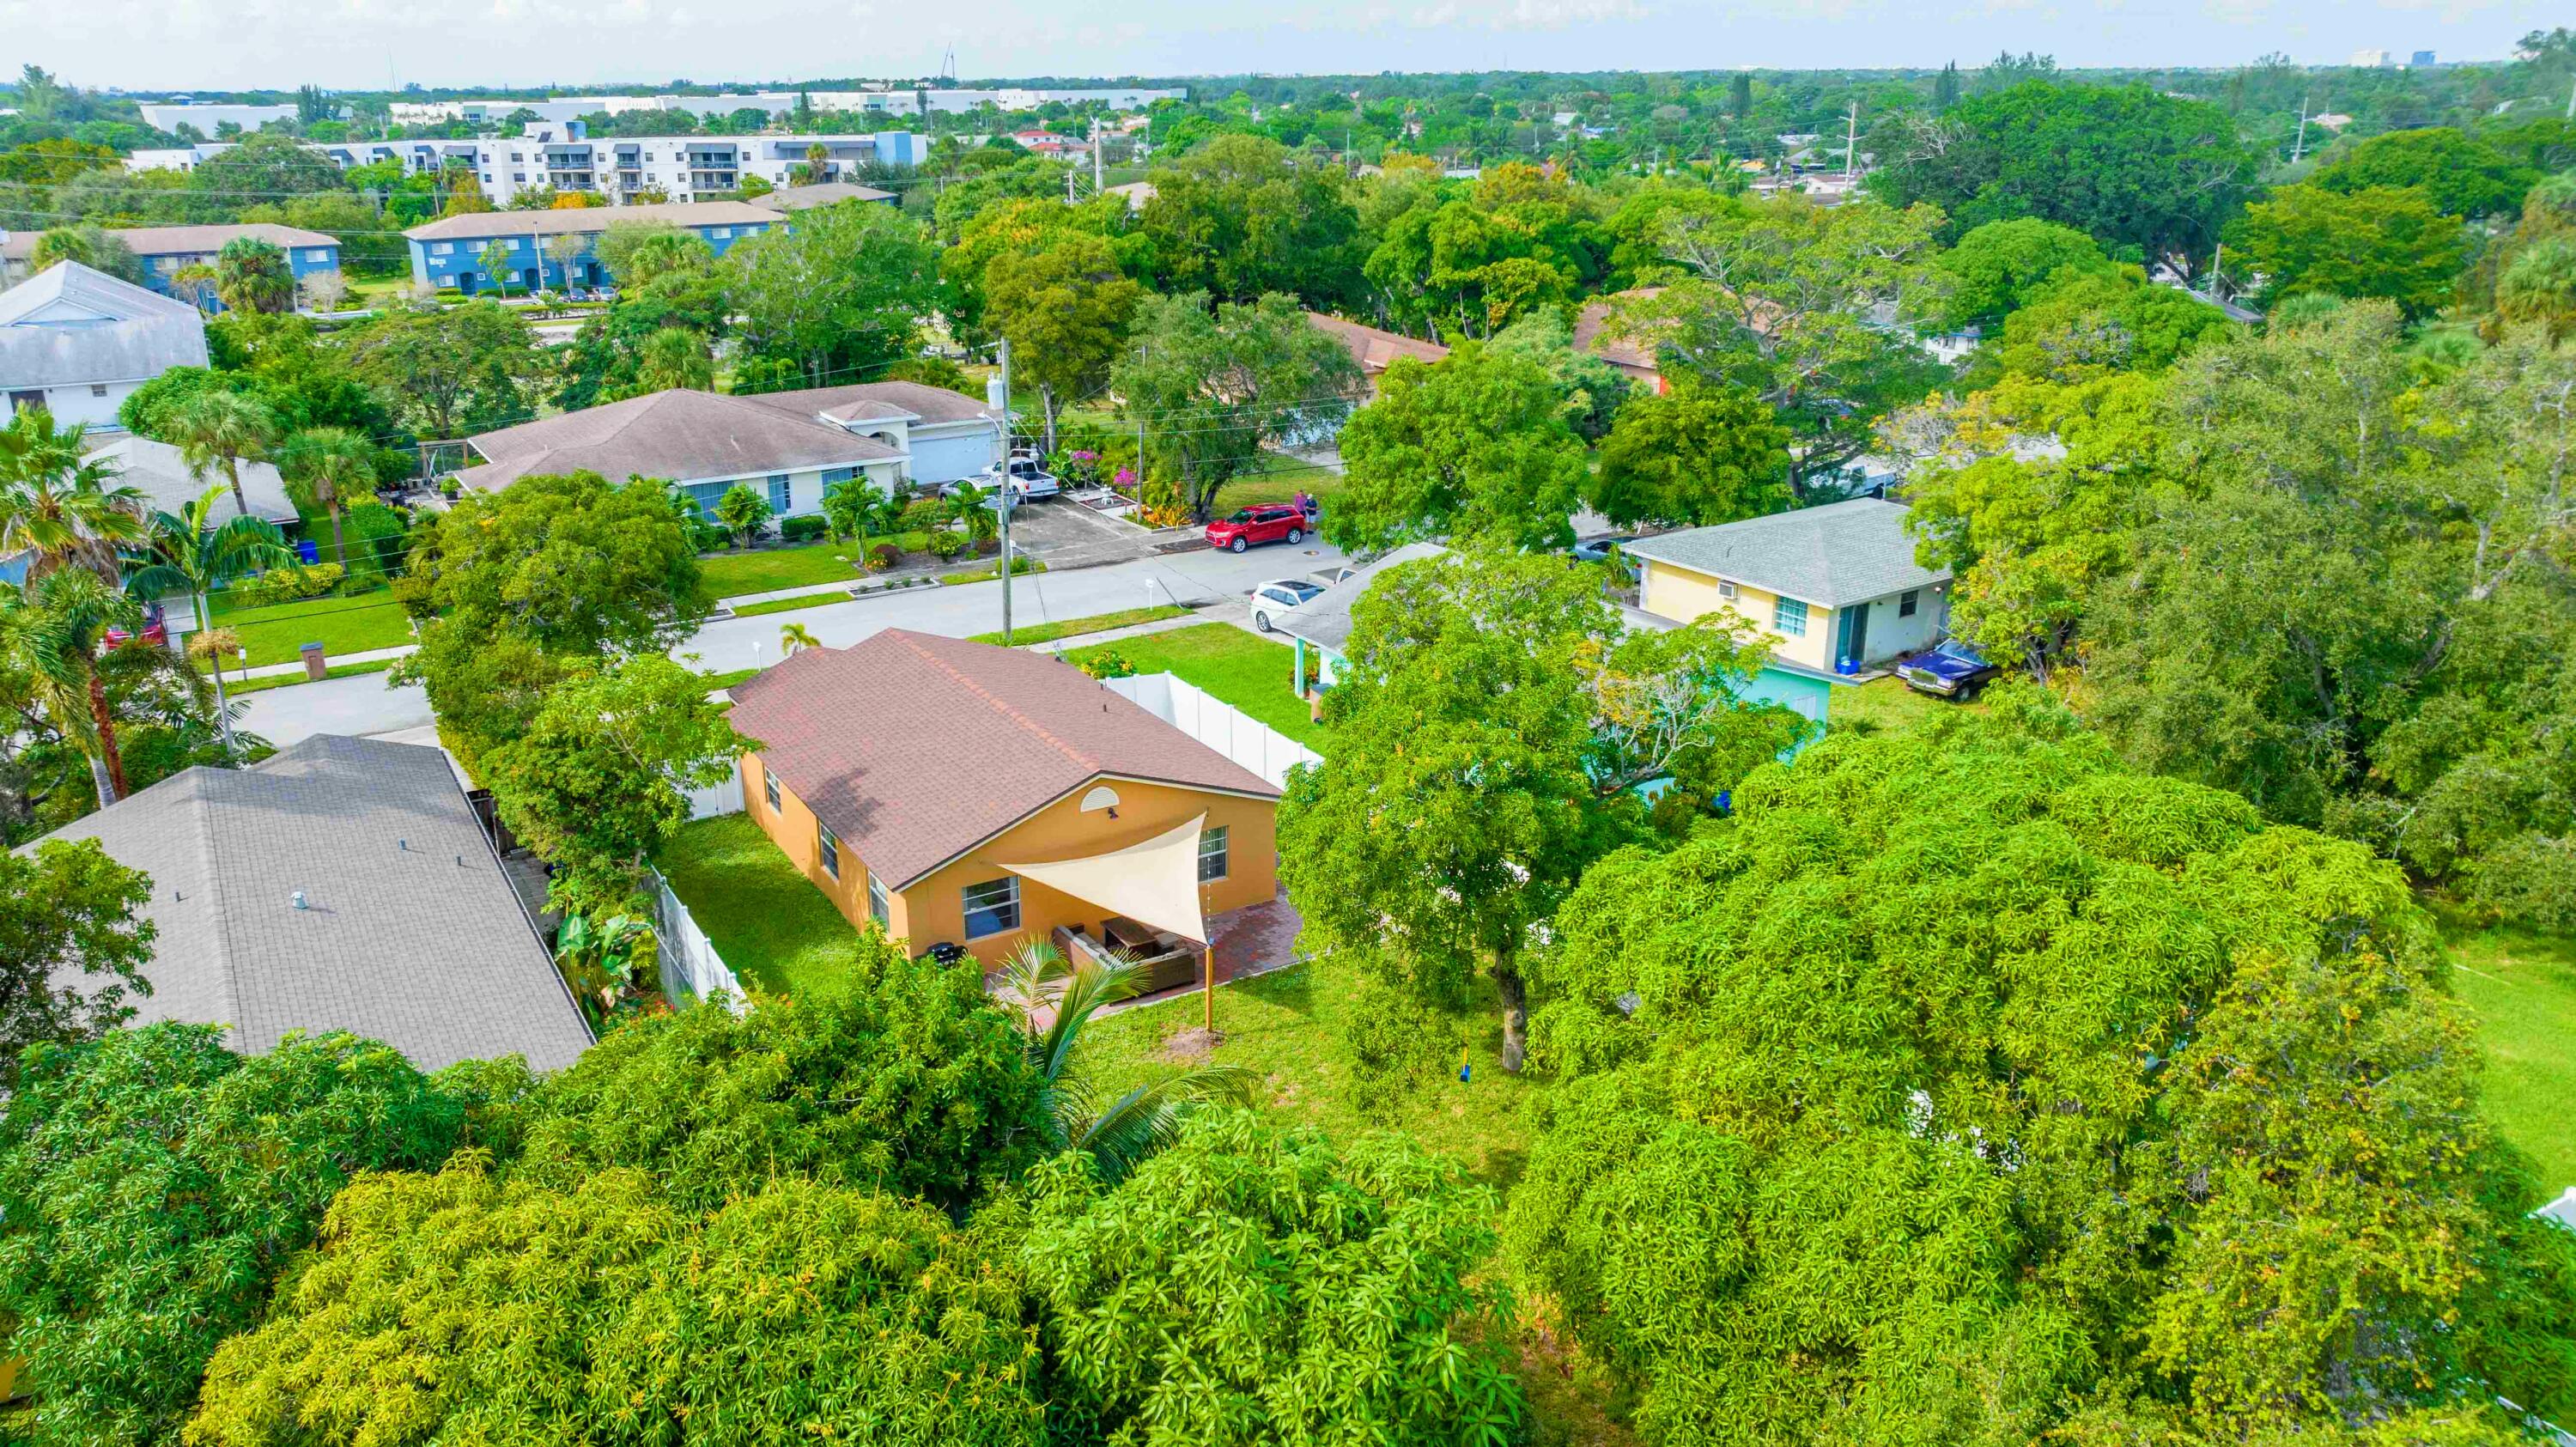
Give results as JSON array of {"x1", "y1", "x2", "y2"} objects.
[{"x1": 1205, "y1": 503, "x2": 1309, "y2": 553}]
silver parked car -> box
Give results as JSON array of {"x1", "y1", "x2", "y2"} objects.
[{"x1": 1247, "y1": 577, "x2": 1326, "y2": 632}]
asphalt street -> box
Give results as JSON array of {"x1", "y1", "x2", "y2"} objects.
[{"x1": 240, "y1": 535, "x2": 1352, "y2": 747}]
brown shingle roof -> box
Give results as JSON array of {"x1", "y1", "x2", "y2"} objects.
[
  {"x1": 750, "y1": 181, "x2": 898, "y2": 210},
  {"x1": 1305, "y1": 312, "x2": 1450, "y2": 376},
  {"x1": 729, "y1": 630, "x2": 1279, "y2": 889},
  {"x1": 1, "y1": 222, "x2": 336, "y2": 263},
  {"x1": 739, "y1": 378, "x2": 996, "y2": 428}
]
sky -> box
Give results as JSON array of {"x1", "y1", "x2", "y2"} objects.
[{"x1": 3, "y1": 0, "x2": 2563, "y2": 94}]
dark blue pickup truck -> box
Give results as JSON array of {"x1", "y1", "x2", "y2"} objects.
[{"x1": 1895, "y1": 639, "x2": 2000, "y2": 699}]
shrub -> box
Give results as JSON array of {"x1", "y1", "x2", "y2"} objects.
[
  {"x1": 1077, "y1": 649, "x2": 1134, "y2": 680},
  {"x1": 244, "y1": 562, "x2": 345, "y2": 607},
  {"x1": 896, "y1": 496, "x2": 949, "y2": 533},
  {"x1": 339, "y1": 502, "x2": 410, "y2": 582},
  {"x1": 927, "y1": 528, "x2": 966, "y2": 561},
  {"x1": 974, "y1": 534, "x2": 1000, "y2": 556},
  {"x1": 865, "y1": 542, "x2": 901, "y2": 572},
  {"x1": 779, "y1": 514, "x2": 829, "y2": 543}
]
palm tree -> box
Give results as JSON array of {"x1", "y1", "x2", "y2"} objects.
[
  {"x1": 0, "y1": 410, "x2": 149, "y2": 583},
  {"x1": 166, "y1": 390, "x2": 281, "y2": 519},
  {"x1": 2498, "y1": 238, "x2": 2576, "y2": 348},
  {"x1": 947, "y1": 480, "x2": 999, "y2": 547},
  {"x1": 779, "y1": 621, "x2": 818, "y2": 655},
  {"x1": 125, "y1": 480, "x2": 290, "y2": 760},
  {"x1": 214, "y1": 237, "x2": 295, "y2": 315},
  {"x1": 169, "y1": 260, "x2": 219, "y2": 313},
  {"x1": 9, "y1": 568, "x2": 143, "y2": 805},
  {"x1": 276, "y1": 428, "x2": 374, "y2": 565},
  {"x1": 1000, "y1": 939, "x2": 1253, "y2": 1184}
]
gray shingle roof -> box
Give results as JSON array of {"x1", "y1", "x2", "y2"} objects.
[
  {"x1": 1273, "y1": 542, "x2": 1449, "y2": 655},
  {"x1": 728, "y1": 631, "x2": 1279, "y2": 890},
  {"x1": 1619, "y1": 499, "x2": 1949, "y2": 609},
  {"x1": 91, "y1": 435, "x2": 298, "y2": 524},
  {"x1": 0, "y1": 261, "x2": 210, "y2": 390},
  {"x1": 28, "y1": 734, "x2": 592, "y2": 1073},
  {"x1": 404, "y1": 201, "x2": 781, "y2": 243},
  {"x1": 456, "y1": 387, "x2": 900, "y2": 492},
  {"x1": 750, "y1": 181, "x2": 898, "y2": 210}
]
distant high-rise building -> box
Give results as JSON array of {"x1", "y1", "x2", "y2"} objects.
[
  {"x1": 2410, "y1": 50, "x2": 2437, "y2": 66},
  {"x1": 2352, "y1": 48, "x2": 2392, "y2": 67}
]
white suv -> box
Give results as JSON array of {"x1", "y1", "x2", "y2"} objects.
[{"x1": 1248, "y1": 578, "x2": 1326, "y2": 633}]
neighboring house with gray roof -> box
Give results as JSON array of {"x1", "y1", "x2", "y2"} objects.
[
  {"x1": 1273, "y1": 541, "x2": 1449, "y2": 689},
  {"x1": 0, "y1": 261, "x2": 209, "y2": 432},
  {"x1": 1626, "y1": 498, "x2": 1951, "y2": 672},
  {"x1": 750, "y1": 181, "x2": 898, "y2": 210},
  {"x1": 451, "y1": 380, "x2": 1003, "y2": 510},
  {"x1": 28, "y1": 734, "x2": 592, "y2": 1073}
]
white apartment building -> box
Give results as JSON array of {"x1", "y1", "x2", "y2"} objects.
[
  {"x1": 135, "y1": 100, "x2": 301, "y2": 134},
  {"x1": 131, "y1": 126, "x2": 928, "y2": 207},
  {"x1": 384, "y1": 85, "x2": 1185, "y2": 125}
]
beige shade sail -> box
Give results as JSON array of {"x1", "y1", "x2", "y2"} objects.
[{"x1": 1000, "y1": 813, "x2": 1208, "y2": 944}]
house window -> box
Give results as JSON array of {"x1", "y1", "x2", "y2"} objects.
[
  {"x1": 1198, "y1": 826, "x2": 1230, "y2": 883},
  {"x1": 961, "y1": 877, "x2": 1019, "y2": 939},
  {"x1": 867, "y1": 872, "x2": 890, "y2": 927},
  {"x1": 303, "y1": 249, "x2": 328, "y2": 263},
  {"x1": 1899, "y1": 590, "x2": 1919, "y2": 618},
  {"x1": 88, "y1": 384, "x2": 107, "y2": 398},
  {"x1": 767, "y1": 474, "x2": 791, "y2": 512},
  {"x1": 153, "y1": 256, "x2": 178, "y2": 272},
  {"x1": 431, "y1": 241, "x2": 454, "y2": 256},
  {"x1": 817, "y1": 821, "x2": 841, "y2": 880},
  {"x1": 709, "y1": 227, "x2": 732, "y2": 240},
  {"x1": 1773, "y1": 598, "x2": 1808, "y2": 638},
  {"x1": 762, "y1": 768, "x2": 781, "y2": 812},
  {"x1": 1716, "y1": 579, "x2": 1738, "y2": 600}
]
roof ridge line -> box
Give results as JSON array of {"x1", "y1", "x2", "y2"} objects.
[
  {"x1": 183, "y1": 767, "x2": 252, "y2": 1047},
  {"x1": 897, "y1": 633, "x2": 1104, "y2": 775}
]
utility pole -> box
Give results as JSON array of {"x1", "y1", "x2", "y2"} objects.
[
  {"x1": 1066, "y1": 166, "x2": 1077, "y2": 204},
  {"x1": 1091, "y1": 115, "x2": 1103, "y2": 194},
  {"x1": 2566, "y1": 73, "x2": 2574, "y2": 121},
  {"x1": 998, "y1": 336, "x2": 1014, "y2": 644},
  {"x1": 1844, "y1": 100, "x2": 1859, "y2": 182},
  {"x1": 2290, "y1": 98, "x2": 2311, "y2": 164}
]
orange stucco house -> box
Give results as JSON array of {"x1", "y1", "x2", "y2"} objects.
[{"x1": 726, "y1": 629, "x2": 1281, "y2": 973}]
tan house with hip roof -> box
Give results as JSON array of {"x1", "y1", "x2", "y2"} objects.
[
  {"x1": 726, "y1": 630, "x2": 1280, "y2": 970},
  {"x1": 1626, "y1": 499, "x2": 1953, "y2": 672}
]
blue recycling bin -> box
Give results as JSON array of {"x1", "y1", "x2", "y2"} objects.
[{"x1": 296, "y1": 538, "x2": 320, "y2": 565}]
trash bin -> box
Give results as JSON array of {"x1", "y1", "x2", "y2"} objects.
[
  {"x1": 296, "y1": 538, "x2": 321, "y2": 565},
  {"x1": 299, "y1": 642, "x2": 327, "y2": 681}
]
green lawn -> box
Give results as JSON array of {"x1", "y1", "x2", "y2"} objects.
[
  {"x1": 1211, "y1": 453, "x2": 1346, "y2": 514},
  {"x1": 969, "y1": 604, "x2": 1192, "y2": 647},
  {"x1": 1831, "y1": 675, "x2": 1984, "y2": 735},
  {"x1": 2448, "y1": 927, "x2": 2576, "y2": 1192},
  {"x1": 203, "y1": 588, "x2": 417, "y2": 669},
  {"x1": 697, "y1": 532, "x2": 938, "y2": 599},
  {"x1": 729, "y1": 591, "x2": 854, "y2": 619},
  {"x1": 654, "y1": 814, "x2": 870, "y2": 1000},
  {"x1": 1061, "y1": 623, "x2": 1327, "y2": 751}
]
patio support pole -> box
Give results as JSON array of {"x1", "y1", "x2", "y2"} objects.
[{"x1": 1204, "y1": 943, "x2": 1214, "y2": 1034}]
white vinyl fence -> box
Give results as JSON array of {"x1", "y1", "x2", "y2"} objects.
[
  {"x1": 647, "y1": 866, "x2": 747, "y2": 1011},
  {"x1": 1103, "y1": 672, "x2": 1321, "y2": 788}
]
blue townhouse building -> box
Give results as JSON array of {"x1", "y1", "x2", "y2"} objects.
[
  {"x1": 403, "y1": 201, "x2": 782, "y2": 295},
  {"x1": 1, "y1": 223, "x2": 341, "y2": 306}
]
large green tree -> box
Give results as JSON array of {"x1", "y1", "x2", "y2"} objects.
[
  {"x1": 1928, "y1": 216, "x2": 2114, "y2": 329},
  {"x1": 1328, "y1": 341, "x2": 1590, "y2": 553},
  {"x1": 344, "y1": 299, "x2": 543, "y2": 438},
  {"x1": 982, "y1": 233, "x2": 1144, "y2": 454},
  {"x1": 1507, "y1": 720, "x2": 2576, "y2": 1447},
  {"x1": 1110, "y1": 289, "x2": 1362, "y2": 520},
  {"x1": 1020, "y1": 1110, "x2": 1528, "y2": 1447},
  {"x1": 0, "y1": 839, "x2": 154, "y2": 1086},
  {"x1": 1616, "y1": 194, "x2": 1953, "y2": 496},
  {"x1": 721, "y1": 199, "x2": 938, "y2": 388},
  {"x1": 1279, "y1": 550, "x2": 1800, "y2": 1068},
  {"x1": 2312, "y1": 126, "x2": 2541, "y2": 220},
  {"x1": 0, "y1": 1025, "x2": 488, "y2": 1447},
  {"x1": 1589, "y1": 378, "x2": 1791, "y2": 529},
  {"x1": 1139, "y1": 133, "x2": 1362, "y2": 306},
  {"x1": 2227, "y1": 183, "x2": 2469, "y2": 319},
  {"x1": 1868, "y1": 80, "x2": 2258, "y2": 271}
]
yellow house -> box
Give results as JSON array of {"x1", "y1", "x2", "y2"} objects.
[
  {"x1": 1626, "y1": 498, "x2": 1953, "y2": 673},
  {"x1": 726, "y1": 629, "x2": 1281, "y2": 972}
]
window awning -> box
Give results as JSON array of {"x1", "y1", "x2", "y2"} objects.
[{"x1": 1000, "y1": 813, "x2": 1207, "y2": 944}]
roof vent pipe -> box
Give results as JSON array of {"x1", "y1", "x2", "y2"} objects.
[{"x1": 292, "y1": 891, "x2": 307, "y2": 910}]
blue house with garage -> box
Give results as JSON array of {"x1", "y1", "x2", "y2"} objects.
[
  {"x1": 402, "y1": 201, "x2": 781, "y2": 295},
  {"x1": 447, "y1": 381, "x2": 1005, "y2": 517},
  {"x1": 2, "y1": 223, "x2": 342, "y2": 307}
]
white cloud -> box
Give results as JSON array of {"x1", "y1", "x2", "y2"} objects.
[{"x1": 1410, "y1": 0, "x2": 1648, "y2": 29}]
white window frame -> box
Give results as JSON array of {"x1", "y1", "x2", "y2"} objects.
[
  {"x1": 1899, "y1": 590, "x2": 1919, "y2": 618},
  {"x1": 762, "y1": 768, "x2": 781, "y2": 812},
  {"x1": 1773, "y1": 597, "x2": 1808, "y2": 638},
  {"x1": 961, "y1": 876, "x2": 1020, "y2": 939},
  {"x1": 1716, "y1": 579, "x2": 1738, "y2": 600},
  {"x1": 817, "y1": 820, "x2": 841, "y2": 880},
  {"x1": 867, "y1": 872, "x2": 890, "y2": 928},
  {"x1": 1198, "y1": 826, "x2": 1230, "y2": 883}
]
